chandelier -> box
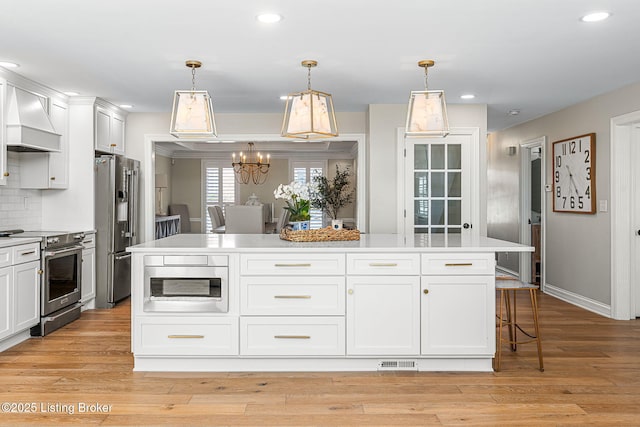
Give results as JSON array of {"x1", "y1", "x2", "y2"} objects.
[
  {"x1": 405, "y1": 59, "x2": 449, "y2": 138},
  {"x1": 231, "y1": 142, "x2": 270, "y2": 185},
  {"x1": 169, "y1": 60, "x2": 217, "y2": 138},
  {"x1": 281, "y1": 60, "x2": 338, "y2": 139}
]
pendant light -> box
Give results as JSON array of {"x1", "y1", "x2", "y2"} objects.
[
  {"x1": 231, "y1": 142, "x2": 271, "y2": 185},
  {"x1": 170, "y1": 60, "x2": 217, "y2": 138},
  {"x1": 281, "y1": 60, "x2": 338, "y2": 139},
  {"x1": 405, "y1": 60, "x2": 449, "y2": 138}
]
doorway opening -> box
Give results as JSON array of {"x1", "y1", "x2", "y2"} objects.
[{"x1": 519, "y1": 137, "x2": 546, "y2": 290}]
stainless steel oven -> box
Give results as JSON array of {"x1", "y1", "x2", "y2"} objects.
[
  {"x1": 143, "y1": 255, "x2": 228, "y2": 313},
  {"x1": 42, "y1": 244, "x2": 82, "y2": 316}
]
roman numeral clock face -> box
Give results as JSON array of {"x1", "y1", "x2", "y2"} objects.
[{"x1": 553, "y1": 133, "x2": 596, "y2": 213}]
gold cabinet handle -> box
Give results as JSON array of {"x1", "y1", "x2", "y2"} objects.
[
  {"x1": 20, "y1": 251, "x2": 36, "y2": 256},
  {"x1": 50, "y1": 177, "x2": 56, "y2": 180},
  {"x1": 274, "y1": 335, "x2": 310, "y2": 339},
  {"x1": 423, "y1": 289, "x2": 429, "y2": 295},
  {"x1": 3, "y1": 172, "x2": 9, "y2": 177},
  {"x1": 444, "y1": 263, "x2": 474, "y2": 267},
  {"x1": 274, "y1": 263, "x2": 312, "y2": 267},
  {"x1": 110, "y1": 143, "x2": 117, "y2": 147},
  {"x1": 369, "y1": 262, "x2": 398, "y2": 267},
  {"x1": 37, "y1": 269, "x2": 43, "y2": 275},
  {"x1": 168, "y1": 335, "x2": 204, "y2": 339},
  {"x1": 348, "y1": 289, "x2": 354, "y2": 295},
  {"x1": 274, "y1": 295, "x2": 311, "y2": 299}
]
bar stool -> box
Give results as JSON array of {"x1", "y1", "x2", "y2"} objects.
[{"x1": 494, "y1": 276, "x2": 544, "y2": 372}]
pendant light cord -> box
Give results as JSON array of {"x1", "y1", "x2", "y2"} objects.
[
  {"x1": 424, "y1": 66, "x2": 429, "y2": 91},
  {"x1": 307, "y1": 64, "x2": 312, "y2": 90},
  {"x1": 191, "y1": 66, "x2": 197, "y2": 91}
]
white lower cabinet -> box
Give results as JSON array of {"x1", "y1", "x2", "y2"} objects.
[
  {"x1": 13, "y1": 260, "x2": 40, "y2": 332},
  {"x1": 81, "y1": 234, "x2": 96, "y2": 304},
  {"x1": 346, "y1": 276, "x2": 420, "y2": 355},
  {"x1": 135, "y1": 316, "x2": 239, "y2": 356},
  {"x1": 0, "y1": 267, "x2": 11, "y2": 340},
  {"x1": 421, "y1": 275, "x2": 494, "y2": 355},
  {"x1": 0, "y1": 244, "x2": 41, "y2": 346},
  {"x1": 240, "y1": 317, "x2": 345, "y2": 356}
]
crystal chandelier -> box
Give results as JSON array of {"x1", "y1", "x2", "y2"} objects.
[
  {"x1": 169, "y1": 60, "x2": 217, "y2": 138},
  {"x1": 281, "y1": 60, "x2": 338, "y2": 139},
  {"x1": 405, "y1": 59, "x2": 449, "y2": 138},
  {"x1": 231, "y1": 142, "x2": 271, "y2": 185}
]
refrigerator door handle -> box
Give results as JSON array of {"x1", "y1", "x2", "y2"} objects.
[
  {"x1": 129, "y1": 169, "x2": 138, "y2": 243},
  {"x1": 114, "y1": 253, "x2": 132, "y2": 261}
]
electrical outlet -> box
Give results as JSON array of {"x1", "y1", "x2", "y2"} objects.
[{"x1": 599, "y1": 200, "x2": 608, "y2": 212}]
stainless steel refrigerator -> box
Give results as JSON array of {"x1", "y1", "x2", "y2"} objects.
[{"x1": 94, "y1": 154, "x2": 139, "y2": 308}]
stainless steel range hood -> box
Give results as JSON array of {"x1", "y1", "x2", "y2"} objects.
[{"x1": 6, "y1": 85, "x2": 61, "y2": 152}]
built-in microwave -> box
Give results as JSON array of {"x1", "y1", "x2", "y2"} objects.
[{"x1": 143, "y1": 255, "x2": 228, "y2": 313}]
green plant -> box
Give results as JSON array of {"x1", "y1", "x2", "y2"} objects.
[
  {"x1": 310, "y1": 165, "x2": 354, "y2": 220},
  {"x1": 274, "y1": 181, "x2": 311, "y2": 222}
]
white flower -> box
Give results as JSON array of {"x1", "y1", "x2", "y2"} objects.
[{"x1": 273, "y1": 181, "x2": 310, "y2": 201}]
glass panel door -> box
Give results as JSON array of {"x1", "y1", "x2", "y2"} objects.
[{"x1": 405, "y1": 135, "x2": 470, "y2": 236}]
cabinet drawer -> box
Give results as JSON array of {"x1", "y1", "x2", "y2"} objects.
[
  {"x1": 135, "y1": 317, "x2": 239, "y2": 356},
  {"x1": 12, "y1": 243, "x2": 40, "y2": 265},
  {"x1": 241, "y1": 276, "x2": 345, "y2": 316},
  {"x1": 0, "y1": 248, "x2": 11, "y2": 268},
  {"x1": 240, "y1": 254, "x2": 344, "y2": 275},
  {"x1": 421, "y1": 253, "x2": 495, "y2": 275},
  {"x1": 82, "y1": 234, "x2": 96, "y2": 249},
  {"x1": 240, "y1": 317, "x2": 345, "y2": 356},
  {"x1": 347, "y1": 253, "x2": 420, "y2": 275}
]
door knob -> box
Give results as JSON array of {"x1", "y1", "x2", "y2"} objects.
[
  {"x1": 463, "y1": 223, "x2": 472, "y2": 229},
  {"x1": 637, "y1": 230, "x2": 640, "y2": 236}
]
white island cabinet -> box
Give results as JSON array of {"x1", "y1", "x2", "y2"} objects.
[{"x1": 128, "y1": 234, "x2": 532, "y2": 372}]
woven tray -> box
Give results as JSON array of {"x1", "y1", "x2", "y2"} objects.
[{"x1": 279, "y1": 226, "x2": 360, "y2": 242}]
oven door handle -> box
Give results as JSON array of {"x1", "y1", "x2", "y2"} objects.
[
  {"x1": 45, "y1": 245, "x2": 83, "y2": 257},
  {"x1": 115, "y1": 253, "x2": 132, "y2": 261}
]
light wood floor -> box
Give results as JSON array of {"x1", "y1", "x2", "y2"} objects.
[{"x1": 1, "y1": 293, "x2": 639, "y2": 426}]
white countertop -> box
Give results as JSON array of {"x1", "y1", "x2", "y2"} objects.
[
  {"x1": 128, "y1": 233, "x2": 533, "y2": 253},
  {"x1": 0, "y1": 237, "x2": 42, "y2": 249}
]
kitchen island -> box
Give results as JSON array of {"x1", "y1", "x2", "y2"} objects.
[{"x1": 128, "y1": 234, "x2": 532, "y2": 372}]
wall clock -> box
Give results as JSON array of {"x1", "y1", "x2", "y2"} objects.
[{"x1": 552, "y1": 133, "x2": 596, "y2": 213}]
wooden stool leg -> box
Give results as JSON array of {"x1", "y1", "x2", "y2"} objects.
[
  {"x1": 511, "y1": 290, "x2": 518, "y2": 351},
  {"x1": 530, "y1": 289, "x2": 544, "y2": 372},
  {"x1": 495, "y1": 289, "x2": 505, "y2": 371},
  {"x1": 504, "y1": 290, "x2": 516, "y2": 351}
]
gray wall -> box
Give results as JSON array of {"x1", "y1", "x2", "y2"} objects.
[{"x1": 488, "y1": 81, "x2": 640, "y2": 305}]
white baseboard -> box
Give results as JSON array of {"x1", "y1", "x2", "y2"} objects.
[{"x1": 544, "y1": 283, "x2": 611, "y2": 318}]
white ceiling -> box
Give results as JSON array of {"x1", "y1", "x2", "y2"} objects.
[{"x1": 2, "y1": 0, "x2": 638, "y2": 132}]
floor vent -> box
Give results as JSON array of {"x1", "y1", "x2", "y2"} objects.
[{"x1": 377, "y1": 360, "x2": 418, "y2": 371}]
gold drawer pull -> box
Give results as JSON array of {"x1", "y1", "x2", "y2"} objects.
[
  {"x1": 110, "y1": 143, "x2": 117, "y2": 147},
  {"x1": 274, "y1": 295, "x2": 311, "y2": 299},
  {"x1": 274, "y1": 263, "x2": 312, "y2": 267},
  {"x1": 445, "y1": 263, "x2": 474, "y2": 267},
  {"x1": 20, "y1": 251, "x2": 36, "y2": 256},
  {"x1": 369, "y1": 262, "x2": 398, "y2": 267},
  {"x1": 168, "y1": 335, "x2": 204, "y2": 339},
  {"x1": 274, "y1": 335, "x2": 311, "y2": 339},
  {"x1": 3, "y1": 172, "x2": 9, "y2": 177}
]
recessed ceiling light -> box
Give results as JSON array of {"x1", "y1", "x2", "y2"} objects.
[
  {"x1": 581, "y1": 12, "x2": 610, "y2": 22},
  {"x1": 0, "y1": 61, "x2": 19, "y2": 68},
  {"x1": 257, "y1": 13, "x2": 282, "y2": 23},
  {"x1": 460, "y1": 94, "x2": 475, "y2": 100},
  {"x1": 64, "y1": 91, "x2": 79, "y2": 96},
  {"x1": 508, "y1": 109, "x2": 521, "y2": 116},
  {"x1": 119, "y1": 104, "x2": 133, "y2": 109}
]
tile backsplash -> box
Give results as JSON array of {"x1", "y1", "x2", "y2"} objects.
[{"x1": 0, "y1": 152, "x2": 42, "y2": 230}]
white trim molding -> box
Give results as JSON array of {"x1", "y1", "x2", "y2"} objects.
[
  {"x1": 545, "y1": 283, "x2": 611, "y2": 318},
  {"x1": 610, "y1": 111, "x2": 640, "y2": 320}
]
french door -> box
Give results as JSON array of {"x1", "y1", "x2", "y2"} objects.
[{"x1": 400, "y1": 129, "x2": 478, "y2": 237}]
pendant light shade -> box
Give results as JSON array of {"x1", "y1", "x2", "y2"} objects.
[
  {"x1": 405, "y1": 60, "x2": 449, "y2": 138},
  {"x1": 281, "y1": 60, "x2": 338, "y2": 139},
  {"x1": 170, "y1": 60, "x2": 217, "y2": 138}
]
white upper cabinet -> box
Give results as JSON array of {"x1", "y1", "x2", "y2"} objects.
[
  {"x1": 95, "y1": 103, "x2": 126, "y2": 155},
  {"x1": 19, "y1": 98, "x2": 69, "y2": 189},
  {"x1": 0, "y1": 78, "x2": 7, "y2": 186}
]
